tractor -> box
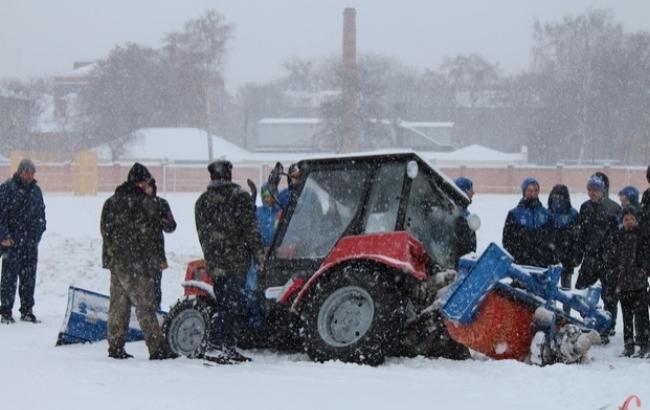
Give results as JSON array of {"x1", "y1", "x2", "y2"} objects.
[{"x1": 163, "y1": 152, "x2": 474, "y2": 365}]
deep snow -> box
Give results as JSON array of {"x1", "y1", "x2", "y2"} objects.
[{"x1": 0, "y1": 192, "x2": 648, "y2": 410}]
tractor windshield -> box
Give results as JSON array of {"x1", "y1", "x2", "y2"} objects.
[
  {"x1": 404, "y1": 171, "x2": 457, "y2": 267},
  {"x1": 277, "y1": 167, "x2": 370, "y2": 259}
]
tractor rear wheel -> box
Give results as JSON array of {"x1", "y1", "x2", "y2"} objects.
[
  {"x1": 162, "y1": 297, "x2": 213, "y2": 357},
  {"x1": 303, "y1": 265, "x2": 404, "y2": 365}
]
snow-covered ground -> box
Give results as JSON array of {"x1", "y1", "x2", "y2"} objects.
[{"x1": 0, "y1": 192, "x2": 647, "y2": 410}]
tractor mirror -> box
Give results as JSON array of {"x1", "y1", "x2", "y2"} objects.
[
  {"x1": 467, "y1": 213, "x2": 481, "y2": 231},
  {"x1": 406, "y1": 160, "x2": 419, "y2": 179}
]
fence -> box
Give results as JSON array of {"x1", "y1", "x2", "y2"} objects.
[{"x1": 0, "y1": 152, "x2": 647, "y2": 195}]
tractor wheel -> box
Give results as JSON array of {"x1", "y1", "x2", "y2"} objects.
[
  {"x1": 303, "y1": 265, "x2": 404, "y2": 365},
  {"x1": 161, "y1": 297, "x2": 213, "y2": 357}
]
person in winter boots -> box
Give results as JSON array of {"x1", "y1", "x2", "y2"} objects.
[
  {"x1": 575, "y1": 175, "x2": 620, "y2": 342},
  {"x1": 101, "y1": 162, "x2": 176, "y2": 360},
  {"x1": 502, "y1": 177, "x2": 556, "y2": 267},
  {"x1": 144, "y1": 178, "x2": 176, "y2": 310},
  {"x1": 606, "y1": 207, "x2": 650, "y2": 357},
  {"x1": 618, "y1": 186, "x2": 640, "y2": 211},
  {"x1": 454, "y1": 177, "x2": 477, "y2": 260},
  {"x1": 547, "y1": 184, "x2": 581, "y2": 314},
  {"x1": 0, "y1": 159, "x2": 46, "y2": 324},
  {"x1": 195, "y1": 160, "x2": 264, "y2": 364}
]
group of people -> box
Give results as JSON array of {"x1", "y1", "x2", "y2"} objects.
[
  {"x1": 101, "y1": 160, "x2": 295, "y2": 364},
  {"x1": 3, "y1": 156, "x2": 650, "y2": 363},
  {"x1": 498, "y1": 168, "x2": 650, "y2": 357}
]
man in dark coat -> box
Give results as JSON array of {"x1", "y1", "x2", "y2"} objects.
[
  {"x1": 576, "y1": 175, "x2": 620, "y2": 340},
  {"x1": 547, "y1": 184, "x2": 581, "y2": 314},
  {"x1": 195, "y1": 160, "x2": 263, "y2": 364},
  {"x1": 547, "y1": 185, "x2": 581, "y2": 289},
  {"x1": 502, "y1": 177, "x2": 555, "y2": 267},
  {"x1": 101, "y1": 162, "x2": 175, "y2": 360},
  {"x1": 606, "y1": 207, "x2": 650, "y2": 357},
  {"x1": 0, "y1": 159, "x2": 46, "y2": 324}
]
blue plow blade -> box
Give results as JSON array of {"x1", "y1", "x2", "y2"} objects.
[{"x1": 55, "y1": 286, "x2": 166, "y2": 346}]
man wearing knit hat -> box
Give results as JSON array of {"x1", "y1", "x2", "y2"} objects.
[
  {"x1": 502, "y1": 177, "x2": 556, "y2": 267},
  {"x1": 195, "y1": 160, "x2": 263, "y2": 364},
  {"x1": 100, "y1": 162, "x2": 176, "y2": 360},
  {"x1": 0, "y1": 158, "x2": 46, "y2": 324},
  {"x1": 576, "y1": 174, "x2": 620, "y2": 342}
]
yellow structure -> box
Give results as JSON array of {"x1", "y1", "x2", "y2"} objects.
[{"x1": 73, "y1": 150, "x2": 98, "y2": 196}]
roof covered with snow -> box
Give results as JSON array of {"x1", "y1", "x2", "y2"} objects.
[{"x1": 92, "y1": 128, "x2": 526, "y2": 167}]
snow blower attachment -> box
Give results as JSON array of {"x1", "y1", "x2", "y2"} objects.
[
  {"x1": 56, "y1": 286, "x2": 166, "y2": 346},
  {"x1": 440, "y1": 243, "x2": 611, "y2": 365}
]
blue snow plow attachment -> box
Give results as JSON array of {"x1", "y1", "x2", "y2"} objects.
[
  {"x1": 56, "y1": 286, "x2": 166, "y2": 345},
  {"x1": 439, "y1": 243, "x2": 611, "y2": 364}
]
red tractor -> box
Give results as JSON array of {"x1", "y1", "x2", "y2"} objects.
[{"x1": 162, "y1": 152, "x2": 475, "y2": 365}]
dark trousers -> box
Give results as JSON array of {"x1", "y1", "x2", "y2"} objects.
[
  {"x1": 560, "y1": 266, "x2": 574, "y2": 314},
  {"x1": 619, "y1": 289, "x2": 650, "y2": 348},
  {"x1": 0, "y1": 247, "x2": 38, "y2": 315},
  {"x1": 208, "y1": 275, "x2": 245, "y2": 349},
  {"x1": 602, "y1": 272, "x2": 619, "y2": 331},
  {"x1": 152, "y1": 271, "x2": 162, "y2": 310},
  {"x1": 576, "y1": 266, "x2": 617, "y2": 331}
]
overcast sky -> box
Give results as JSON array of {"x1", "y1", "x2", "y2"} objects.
[{"x1": 1, "y1": 0, "x2": 649, "y2": 90}]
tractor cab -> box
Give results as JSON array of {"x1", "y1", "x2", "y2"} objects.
[{"x1": 262, "y1": 152, "x2": 470, "y2": 293}]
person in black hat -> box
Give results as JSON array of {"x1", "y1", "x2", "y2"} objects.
[
  {"x1": 195, "y1": 160, "x2": 263, "y2": 364},
  {"x1": 100, "y1": 162, "x2": 176, "y2": 360},
  {"x1": 0, "y1": 158, "x2": 46, "y2": 324}
]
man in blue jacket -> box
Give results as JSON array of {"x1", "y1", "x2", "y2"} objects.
[
  {"x1": 502, "y1": 177, "x2": 555, "y2": 267},
  {"x1": 0, "y1": 159, "x2": 46, "y2": 324}
]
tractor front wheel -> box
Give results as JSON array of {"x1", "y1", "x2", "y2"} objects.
[{"x1": 161, "y1": 297, "x2": 213, "y2": 357}]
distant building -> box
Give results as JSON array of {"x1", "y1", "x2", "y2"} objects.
[
  {"x1": 252, "y1": 117, "x2": 455, "y2": 153},
  {"x1": 52, "y1": 62, "x2": 95, "y2": 119}
]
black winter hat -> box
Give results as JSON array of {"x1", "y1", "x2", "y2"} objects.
[
  {"x1": 208, "y1": 160, "x2": 232, "y2": 181},
  {"x1": 646, "y1": 165, "x2": 650, "y2": 184},
  {"x1": 127, "y1": 162, "x2": 153, "y2": 184}
]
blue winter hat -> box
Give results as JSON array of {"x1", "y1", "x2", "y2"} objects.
[
  {"x1": 586, "y1": 176, "x2": 605, "y2": 192},
  {"x1": 618, "y1": 185, "x2": 640, "y2": 205},
  {"x1": 454, "y1": 177, "x2": 473, "y2": 194},
  {"x1": 520, "y1": 177, "x2": 539, "y2": 195}
]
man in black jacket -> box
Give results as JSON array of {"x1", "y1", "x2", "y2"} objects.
[
  {"x1": 195, "y1": 160, "x2": 263, "y2": 364},
  {"x1": 101, "y1": 163, "x2": 176, "y2": 360},
  {"x1": 576, "y1": 175, "x2": 619, "y2": 340}
]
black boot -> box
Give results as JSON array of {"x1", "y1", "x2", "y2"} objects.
[
  {"x1": 20, "y1": 311, "x2": 40, "y2": 323},
  {"x1": 1, "y1": 311, "x2": 15, "y2": 324},
  {"x1": 620, "y1": 344, "x2": 635, "y2": 357},
  {"x1": 108, "y1": 347, "x2": 134, "y2": 359}
]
